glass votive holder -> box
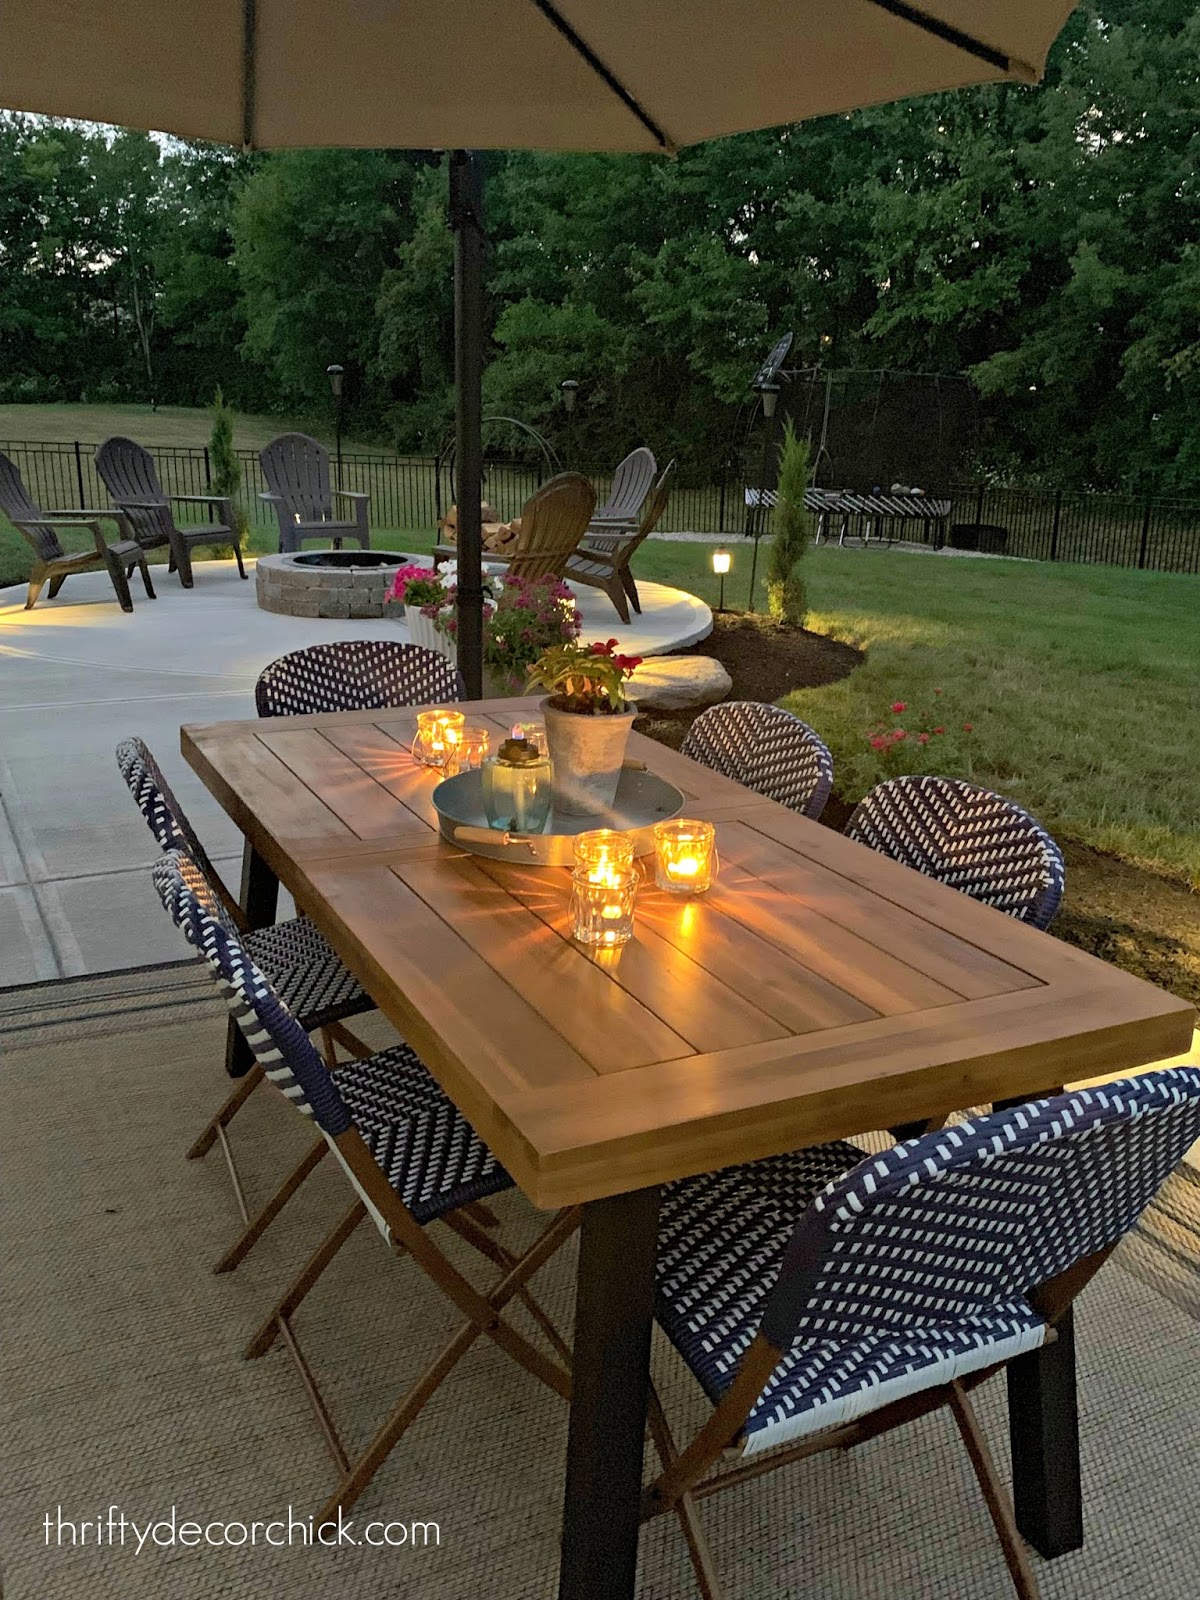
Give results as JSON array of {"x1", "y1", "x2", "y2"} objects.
[
  {"x1": 510, "y1": 718, "x2": 547, "y2": 756},
  {"x1": 573, "y1": 828, "x2": 637, "y2": 881},
  {"x1": 654, "y1": 819, "x2": 717, "y2": 895},
  {"x1": 570, "y1": 865, "x2": 639, "y2": 947},
  {"x1": 446, "y1": 724, "x2": 491, "y2": 776},
  {"x1": 413, "y1": 709, "x2": 465, "y2": 768}
]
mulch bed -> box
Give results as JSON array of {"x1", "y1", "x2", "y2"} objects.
[{"x1": 635, "y1": 609, "x2": 1200, "y2": 1008}]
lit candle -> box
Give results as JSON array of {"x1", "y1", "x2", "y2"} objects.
[
  {"x1": 446, "y1": 724, "x2": 491, "y2": 776},
  {"x1": 573, "y1": 828, "x2": 636, "y2": 882},
  {"x1": 654, "y1": 819, "x2": 717, "y2": 895},
  {"x1": 570, "y1": 865, "x2": 638, "y2": 947},
  {"x1": 413, "y1": 709, "x2": 466, "y2": 768}
]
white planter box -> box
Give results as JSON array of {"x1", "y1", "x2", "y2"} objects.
[{"x1": 404, "y1": 608, "x2": 456, "y2": 663}]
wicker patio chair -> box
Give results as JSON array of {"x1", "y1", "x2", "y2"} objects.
[
  {"x1": 590, "y1": 446, "x2": 657, "y2": 535},
  {"x1": 681, "y1": 701, "x2": 834, "y2": 820},
  {"x1": 95, "y1": 435, "x2": 246, "y2": 588},
  {"x1": 0, "y1": 449, "x2": 155, "y2": 612},
  {"x1": 846, "y1": 775, "x2": 1065, "y2": 929},
  {"x1": 152, "y1": 848, "x2": 579, "y2": 1517},
  {"x1": 254, "y1": 639, "x2": 463, "y2": 717},
  {"x1": 259, "y1": 432, "x2": 370, "y2": 553},
  {"x1": 566, "y1": 460, "x2": 674, "y2": 623},
  {"x1": 645, "y1": 1068, "x2": 1200, "y2": 1600},
  {"x1": 117, "y1": 737, "x2": 375, "y2": 1273}
]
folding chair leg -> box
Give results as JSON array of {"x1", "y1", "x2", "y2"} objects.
[
  {"x1": 213, "y1": 1135, "x2": 329, "y2": 1274},
  {"x1": 187, "y1": 1063, "x2": 264, "y2": 1159},
  {"x1": 321, "y1": 1020, "x2": 373, "y2": 1060},
  {"x1": 442, "y1": 1205, "x2": 575, "y2": 1368},
  {"x1": 317, "y1": 1204, "x2": 581, "y2": 1521},
  {"x1": 949, "y1": 1382, "x2": 1041, "y2": 1600},
  {"x1": 647, "y1": 1386, "x2": 725, "y2": 1600},
  {"x1": 244, "y1": 1198, "x2": 367, "y2": 1359}
]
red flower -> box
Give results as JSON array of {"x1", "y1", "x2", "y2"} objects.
[
  {"x1": 890, "y1": 701, "x2": 907, "y2": 713},
  {"x1": 869, "y1": 736, "x2": 888, "y2": 750},
  {"x1": 933, "y1": 725, "x2": 945, "y2": 735},
  {"x1": 917, "y1": 732, "x2": 930, "y2": 744},
  {"x1": 612, "y1": 654, "x2": 643, "y2": 673},
  {"x1": 892, "y1": 728, "x2": 908, "y2": 741},
  {"x1": 962, "y1": 722, "x2": 974, "y2": 732},
  {"x1": 590, "y1": 639, "x2": 618, "y2": 656}
]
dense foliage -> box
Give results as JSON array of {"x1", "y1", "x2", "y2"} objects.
[
  {"x1": 0, "y1": 0, "x2": 1196, "y2": 490},
  {"x1": 767, "y1": 424, "x2": 810, "y2": 625}
]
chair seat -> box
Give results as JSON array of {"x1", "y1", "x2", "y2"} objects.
[
  {"x1": 179, "y1": 524, "x2": 234, "y2": 541},
  {"x1": 656, "y1": 1145, "x2": 1049, "y2": 1457},
  {"x1": 336, "y1": 1044, "x2": 511, "y2": 1225},
  {"x1": 565, "y1": 554, "x2": 612, "y2": 580},
  {"x1": 245, "y1": 916, "x2": 371, "y2": 1029}
]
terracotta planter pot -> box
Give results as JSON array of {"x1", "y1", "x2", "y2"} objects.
[{"x1": 540, "y1": 697, "x2": 636, "y2": 817}]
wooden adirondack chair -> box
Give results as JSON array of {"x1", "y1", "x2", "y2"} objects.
[
  {"x1": 0, "y1": 450, "x2": 155, "y2": 612},
  {"x1": 590, "y1": 446, "x2": 657, "y2": 535},
  {"x1": 565, "y1": 461, "x2": 674, "y2": 623},
  {"x1": 95, "y1": 436, "x2": 245, "y2": 588},
  {"x1": 480, "y1": 474, "x2": 596, "y2": 583},
  {"x1": 259, "y1": 433, "x2": 370, "y2": 553}
]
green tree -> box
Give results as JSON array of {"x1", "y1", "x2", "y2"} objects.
[
  {"x1": 209, "y1": 386, "x2": 248, "y2": 546},
  {"x1": 767, "y1": 424, "x2": 810, "y2": 626}
]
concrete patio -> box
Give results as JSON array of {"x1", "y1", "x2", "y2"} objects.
[{"x1": 0, "y1": 557, "x2": 711, "y2": 985}]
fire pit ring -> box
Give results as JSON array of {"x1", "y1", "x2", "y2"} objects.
[{"x1": 256, "y1": 549, "x2": 420, "y2": 619}]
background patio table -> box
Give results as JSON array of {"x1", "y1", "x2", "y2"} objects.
[{"x1": 182, "y1": 698, "x2": 1194, "y2": 1600}]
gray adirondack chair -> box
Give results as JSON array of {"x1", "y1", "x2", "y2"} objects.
[
  {"x1": 589, "y1": 446, "x2": 657, "y2": 535},
  {"x1": 95, "y1": 436, "x2": 245, "y2": 588},
  {"x1": 259, "y1": 433, "x2": 370, "y2": 553},
  {"x1": 566, "y1": 460, "x2": 674, "y2": 623},
  {"x1": 0, "y1": 450, "x2": 155, "y2": 612}
]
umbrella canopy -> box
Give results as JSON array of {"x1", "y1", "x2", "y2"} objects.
[
  {"x1": 0, "y1": 1, "x2": 1076, "y2": 693},
  {"x1": 1, "y1": 1, "x2": 1074, "y2": 152}
]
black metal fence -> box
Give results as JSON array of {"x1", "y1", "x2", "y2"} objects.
[{"x1": 4, "y1": 438, "x2": 1200, "y2": 575}]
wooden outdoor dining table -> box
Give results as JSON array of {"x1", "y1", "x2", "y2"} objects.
[{"x1": 182, "y1": 696, "x2": 1194, "y2": 1600}]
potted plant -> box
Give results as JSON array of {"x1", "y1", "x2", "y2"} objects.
[
  {"x1": 413, "y1": 570, "x2": 581, "y2": 696},
  {"x1": 526, "y1": 638, "x2": 643, "y2": 815},
  {"x1": 385, "y1": 565, "x2": 452, "y2": 657}
]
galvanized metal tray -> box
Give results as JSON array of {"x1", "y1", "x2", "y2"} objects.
[{"x1": 431, "y1": 765, "x2": 685, "y2": 866}]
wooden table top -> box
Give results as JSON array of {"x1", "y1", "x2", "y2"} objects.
[{"x1": 183, "y1": 698, "x2": 1196, "y2": 1208}]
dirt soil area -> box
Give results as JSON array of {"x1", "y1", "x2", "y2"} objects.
[{"x1": 635, "y1": 613, "x2": 1200, "y2": 1010}]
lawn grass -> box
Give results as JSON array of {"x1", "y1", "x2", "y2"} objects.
[
  {"x1": 4, "y1": 513, "x2": 1195, "y2": 887},
  {"x1": 0, "y1": 401, "x2": 368, "y2": 455}
]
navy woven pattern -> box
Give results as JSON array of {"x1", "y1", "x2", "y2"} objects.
[
  {"x1": 845, "y1": 775, "x2": 1065, "y2": 928},
  {"x1": 151, "y1": 850, "x2": 511, "y2": 1223},
  {"x1": 117, "y1": 738, "x2": 369, "y2": 1028},
  {"x1": 658, "y1": 1070, "x2": 1200, "y2": 1454},
  {"x1": 152, "y1": 851, "x2": 353, "y2": 1136},
  {"x1": 116, "y1": 737, "x2": 220, "y2": 887},
  {"x1": 337, "y1": 1050, "x2": 509, "y2": 1224},
  {"x1": 681, "y1": 702, "x2": 834, "y2": 819},
  {"x1": 255, "y1": 640, "x2": 463, "y2": 717}
]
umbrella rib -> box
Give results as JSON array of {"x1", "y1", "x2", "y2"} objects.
[
  {"x1": 242, "y1": 0, "x2": 257, "y2": 150},
  {"x1": 528, "y1": 0, "x2": 674, "y2": 152},
  {"x1": 863, "y1": 0, "x2": 1021, "y2": 76}
]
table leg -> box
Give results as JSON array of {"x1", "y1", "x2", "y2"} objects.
[
  {"x1": 225, "y1": 842, "x2": 280, "y2": 1078},
  {"x1": 1006, "y1": 1307, "x2": 1083, "y2": 1558},
  {"x1": 558, "y1": 1185, "x2": 661, "y2": 1600}
]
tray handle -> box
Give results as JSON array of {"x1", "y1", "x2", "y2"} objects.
[{"x1": 450, "y1": 823, "x2": 543, "y2": 858}]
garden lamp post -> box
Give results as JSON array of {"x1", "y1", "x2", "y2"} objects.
[
  {"x1": 711, "y1": 547, "x2": 730, "y2": 613},
  {"x1": 326, "y1": 364, "x2": 344, "y2": 491},
  {"x1": 747, "y1": 380, "x2": 779, "y2": 612},
  {"x1": 560, "y1": 377, "x2": 579, "y2": 467}
]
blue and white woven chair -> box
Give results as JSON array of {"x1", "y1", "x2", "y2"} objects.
[
  {"x1": 254, "y1": 639, "x2": 463, "y2": 717},
  {"x1": 645, "y1": 1070, "x2": 1200, "y2": 1600},
  {"x1": 846, "y1": 775, "x2": 1065, "y2": 929},
  {"x1": 681, "y1": 701, "x2": 834, "y2": 820},
  {"x1": 117, "y1": 737, "x2": 375, "y2": 1271},
  {"x1": 152, "y1": 849, "x2": 579, "y2": 1518}
]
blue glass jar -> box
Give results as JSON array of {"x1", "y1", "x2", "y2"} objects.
[{"x1": 480, "y1": 738, "x2": 554, "y2": 834}]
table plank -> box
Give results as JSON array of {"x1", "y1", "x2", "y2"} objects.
[{"x1": 257, "y1": 727, "x2": 432, "y2": 843}]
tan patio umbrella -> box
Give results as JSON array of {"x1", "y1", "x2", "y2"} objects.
[{"x1": 0, "y1": 0, "x2": 1077, "y2": 688}]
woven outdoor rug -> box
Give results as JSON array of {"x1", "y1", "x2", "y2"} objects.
[{"x1": 2, "y1": 965, "x2": 1200, "y2": 1600}]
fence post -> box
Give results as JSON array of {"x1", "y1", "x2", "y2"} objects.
[
  {"x1": 1049, "y1": 490, "x2": 1062, "y2": 562},
  {"x1": 73, "y1": 441, "x2": 86, "y2": 508},
  {"x1": 974, "y1": 483, "x2": 985, "y2": 527},
  {"x1": 203, "y1": 446, "x2": 212, "y2": 489},
  {"x1": 1137, "y1": 499, "x2": 1152, "y2": 568}
]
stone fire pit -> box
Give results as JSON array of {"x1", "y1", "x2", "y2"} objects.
[{"x1": 256, "y1": 550, "x2": 418, "y2": 619}]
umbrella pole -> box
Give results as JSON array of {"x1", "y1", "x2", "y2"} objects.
[{"x1": 451, "y1": 149, "x2": 486, "y2": 699}]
